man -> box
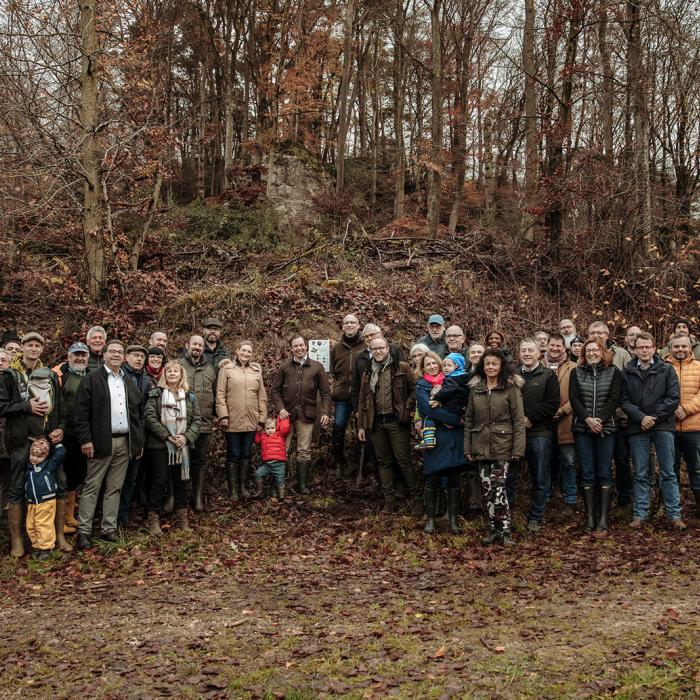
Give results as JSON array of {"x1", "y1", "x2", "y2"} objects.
[
  {"x1": 558, "y1": 319, "x2": 577, "y2": 349},
  {"x1": 511, "y1": 339, "x2": 560, "y2": 532},
  {"x1": 2, "y1": 331, "x2": 21, "y2": 360},
  {"x1": 0, "y1": 332, "x2": 64, "y2": 557},
  {"x1": 270, "y1": 336, "x2": 331, "y2": 494},
  {"x1": 356, "y1": 336, "x2": 421, "y2": 514},
  {"x1": 53, "y1": 342, "x2": 91, "y2": 542},
  {"x1": 86, "y1": 326, "x2": 107, "y2": 371},
  {"x1": 329, "y1": 315, "x2": 364, "y2": 473},
  {"x1": 660, "y1": 319, "x2": 700, "y2": 360},
  {"x1": 589, "y1": 320, "x2": 634, "y2": 506},
  {"x1": 621, "y1": 332, "x2": 685, "y2": 530},
  {"x1": 417, "y1": 314, "x2": 448, "y2": 358},
  {"x1": 445, "y1": 326, "x2": 468, "y2": 359},
  {"x1": 117, "y1": 345, "x2": 152, "y2": 527},
  {"x1": 624, "y1": 326, "x2": 642, "y2": 355},
  {"x1": 148, "y1": 331, "x2": 168, "y2": 351},
  {"x1": 666, "y1": 335, "x2": 700, "y2": 516},
  {"x1": 73, "y1": 340, "x2": 144, "y2": 548},
  {"x1": 534, "y1": 331, "x2": 550, "y2": 359},
  {"x1": 544, "y1": 333, "x2": 577, "y2": 516},
  {"x1": 181, "y1": 335, "x2": 217, "y2": 511},
  {"x1": 202, "y1": 317, "x2": 231, "y2": 369},
  {"x1": 0, "y1": 349, "x2": 10, "y2": 527}
]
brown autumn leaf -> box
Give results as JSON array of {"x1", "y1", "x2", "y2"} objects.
[{"x1": 431, "y1": 646, "x2": 445, "y2": 659}]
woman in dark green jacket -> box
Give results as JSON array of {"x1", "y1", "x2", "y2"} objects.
[
  {"x1": 144, "y1": 360, "x2": 201, "y2": 536},
  {"x1": 464, "y1": 349, "x2": 525, "y2": 546}
]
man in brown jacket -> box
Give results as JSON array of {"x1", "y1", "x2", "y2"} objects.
[
  {"x1": 329, "y1": 315, "x2": 364, "y2": 473},
  {"x1": 544, "y1": 333, "x2": 577, "y2": 516},
  {"x1": 270, "y1": 336, "x2": 331, "y2": 494},
  {"x1": 356, "y1": 337, "x2": 421, "y2": 515}
]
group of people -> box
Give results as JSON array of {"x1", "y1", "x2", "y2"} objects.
[{"x1": 0, "y1": 312, "x2": 698, "y2": 558}]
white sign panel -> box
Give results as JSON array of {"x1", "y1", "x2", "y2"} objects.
[{"x1": 308, "y1": 339, "x2": 331, "y2": 372}]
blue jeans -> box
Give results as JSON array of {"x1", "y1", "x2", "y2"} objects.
[
  {"x1": 675, "y1": 432, "x2": 700, "y2": 491},
  {"x1": 629, "y1": 431, "x2": 681, "y2": 521},
  {"x1": 255, "y1": 460, "x2": 286, "y2": 486},
  {"x1": 525, "y1": 435, "x2": 551, "y2": 523},
  {"x1": 225, "y1": 431, "x2": 255, "y2": 462},
  {"x1": 557, "y1": 444, "x2": 577, "y2": 504},
  {"x1": 614, "y1": 429, "x2": 633, "y2": 506},
  {"x1": 118, "y1": 457, "x2": 141, "y2": 522},
  {"x1": 332, "y1": 400, "x2": 353, "y2": 445},
  {"x1": 574, "y1": 433, "x2": 614, "y2": 486}
]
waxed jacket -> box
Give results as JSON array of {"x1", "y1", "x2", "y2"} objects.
[
  {"x1": 270, "y1": 357, "x2": 331, "y2": 423},
  {"x1": 463, "y1": 376, "x2": 526, "y2": 461},
  {"x1": 143, "y1": 388, "x2": 201, "y2": 450},
  {"x1": 666, "y1": 355, "x2": 700, "y2": 432},
  {"x1": 181, "y1": 355, "x2": 216, "y2": 433},
  {"x1": 357, "y1": 360, "x2": 416, "y2": 430},
  {"x1": 621, "y1": 357, "x2": 680, "y2": 435},
  {"x1": 216, "y1": 359, "x2": 267, "y2": 432}
]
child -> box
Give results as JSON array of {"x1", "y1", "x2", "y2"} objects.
[
  {"x1": 254, "y1": 416, "x2": 291, "y2": 499},
  {"x1": 416, "y1": 353, "x2": 470, "y2": 450},
  {"x1": 25, "y1": 437, "x2": 66, "y2": 560}
]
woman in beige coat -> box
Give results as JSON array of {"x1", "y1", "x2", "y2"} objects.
[{"x1": 216, "y1": 341, "x2": 267, "y2": 499}]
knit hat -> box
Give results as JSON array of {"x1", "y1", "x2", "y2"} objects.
[
  {"x1": 673, "y1": 319, "x2": 692, "y2": 334},
  {"x1": 147, "y1": 346, "x2": 166, "y2": 358},
  {"x1": 444, "y1": 352, "x2": 467, "y2": 377},
  {"x1": 1, "y1": 330, "x2": 20, "y2": 345}
]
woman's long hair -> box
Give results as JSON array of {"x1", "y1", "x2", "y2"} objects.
[
  {"x1": 233, "y1": 340, "x2": 254, "y2": 366},
  {"x1": 157, "y1": 359, "x2": 190, "y2": 392},
  {"x1": 578, "y1": 339, "x2": 613, "y2": 367},
  {"x1": 473, "y1": 348, "x2": 514, "y2": 387}
]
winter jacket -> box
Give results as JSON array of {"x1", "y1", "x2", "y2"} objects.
[
  {"x1": 464, "y1": 376, "x2": 526, "y2": 461},
  {"x1": 73, "y1": 366, "x2": 145, "y2": 459},
  {"x1": 87, "y1": 351, "x2": 103, "y2": 373},
  {"x1": 255, "y1": 417, "x2": 291, "y2": 462},
  {"x1": 546, "y1": 359, "x2": 576, "y2": 445},
  {"x1": 569, "y1": 363, "x2": 621, "y2": 435},
  {"x1": 143, "y1": 388, "x2": 201, "y2": 450},
  {"x1": 432, "y1": 373, "x2": 470, "y2": 416},
  {"x1": 216, "y1": 359, "x2": 267, "y2": 432},
  {"x1": 357, "y1": 360, "x2": 416, "y2": 430},
  {"x1": 53, "y1": 362, "x2": 87, "y2": 437},
  {"x1": 516, "y1": 364, "x2": 560, "y2": 437},
  {"x1": 351, "y1": 345, "x2": 405, "y2": 411},
  {"x1": 415, "y1": 378, "x2": 467, "y2": 476},
  {"x1": 203, "y1": 340, "x2": 231, "y2": 370},
  {"x1": 666, "y1": 355, "x2": 700, "y2": 432},
  {"x1": 0, "y1": 364, "x2": 64, "y2": 453},
  {"x1": 181, "y1": 355, "x2": 216, "y2": 433},
  {"x1": 122, "y1": 364, "x2": 154, "y2": 408},
  {"x1": 330, "y1": 332, "x2": 365, "y2": 402},
  {"x1": 660, "y1": 337, "x2": 700, "y2": 361},
  {"x1": 416, "y1": 333, "x2": 448, "y2": 359},
  {"x1": 621, "y1": 356, "x2": 680, "y2": 435},
  {"x1": 25, "y1": 444, "x2": 65, "y2": 504},
  {"x1": 270, "y1": 357, "x2": 331, "y2": 423}
]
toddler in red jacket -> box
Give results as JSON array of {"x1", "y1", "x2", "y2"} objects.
[{"x1": 254, "y1": 416, "x2": 291, "y2": 499}]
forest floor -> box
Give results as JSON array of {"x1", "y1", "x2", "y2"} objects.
[{"x1": 1, "y1": 477, "x2": 699, "y2": 700}]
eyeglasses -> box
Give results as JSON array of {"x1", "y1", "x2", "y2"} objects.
[
  {"x1": 585, "y1": 349, "x2": 601, "y2": 354},
  {"x1": 370, "y1": 346, "x2": 388, "y2": 353},
  {"x1": 445, "y1": 334, "x2": 463, "y2": 338}
]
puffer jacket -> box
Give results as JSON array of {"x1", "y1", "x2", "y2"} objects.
[
  {"x1": 660, "y1": 337, "x2": 700, "y2": 361},
  {"x1": 666, "y1": 355, "x2": 700, "y2": 432},
  {"x1": 357, "y1": 359, "x2": 416, "y2": 430},
  {"x1": 569, "y1": 363, "x2": 621, "y2": 434},
  {"x1": 216, "y1": 359, "x2": 267, "y2": 432},
  {"x1": 143, "y1": 388, "x2": 201, "y2": 450},
  {"x1": 181, "y1": 355, "x2": 216, "y2": 433},
  {"x1": 330, "y1": 332, "x2": 365, "y2": 402},
  {"x1": 255, "y1": 416, "x2": 291, "y2": 462},
  {"x1": 463, "y1": 375, "x2": 526, "y2": 461}
]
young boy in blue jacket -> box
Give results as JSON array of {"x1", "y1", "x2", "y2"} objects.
[{"x1": 25, "y1": 437, "x2": 66, "y2": 559}]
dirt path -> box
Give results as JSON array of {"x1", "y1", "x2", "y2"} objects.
[{"x1": 1, "y1": 497, "x2": 699, "y2": 698}]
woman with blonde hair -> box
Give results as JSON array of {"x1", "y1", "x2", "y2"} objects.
[
  {"x1": 144, "y1": 360, "x2": 201, "y2": 535},
  {"x1": 216, "y1": 340, "x2": 267, "y2": 500}
]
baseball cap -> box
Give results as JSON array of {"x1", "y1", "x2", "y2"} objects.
[
  {"x1": 68, "y1": 342, "x2": 89, "y2": 354},
  {"x1": 203, "y1": 317, "x2": 223, "y2": 328},
  {"x1": 427, "y1": 314, "x2": 445, "y2": 326}
]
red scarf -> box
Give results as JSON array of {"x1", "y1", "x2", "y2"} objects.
[
  {"x1": 146, "y1": 363, "x2": 164, "y2": 380},
  {"x1": 422, "y1": 371, "x2": 444, "y2": 386}
]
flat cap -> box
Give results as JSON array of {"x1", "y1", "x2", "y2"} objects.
[
  {"x1": 126, "y1": 344, "x2": 148, "y2": 355},
  {"x1": 203, "y1": 317, "x2": 223, "y2": 328},
  {"x1": 21, "y1": 332, "x2": 45, "y2": 345}
]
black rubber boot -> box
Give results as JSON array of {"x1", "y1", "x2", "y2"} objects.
[
  {"x1": 332, "y1": 443, "x2": 346, "y2": 477},
  {"x1": 447, "y1": 488, "x2": 462, "y2": 534},
  {"x1": 239, "y1": 459, "x2": 251, "y2": 499},
  {"x1": 226, "y1": 461, "x2": 239, "y2": 501},
  {"x1": 596, "y1": 485, "x2": 611, "y2": 532},
  {"x1": 191, "y1": 467, "x2": 206, "y2": 513},
  {"x1": 297, "y1": 461, "x2": 310, "y2": 495},
  {"x1": 582, "y1": 485, "x2": 595, "y2": 531},
  {"x1": 424, "y1": 488, "x2": 437, "y2": 534}
]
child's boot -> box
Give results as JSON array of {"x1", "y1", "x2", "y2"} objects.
[
  {"x1": 253, "y1": 479, "x2": 265, "y2": 498},
  {"x1": 415, "y1": 424, "x2": 437, "y2": 451},
  {"x1": 276, "y1": 484, "x2": 285, "y2": 501}
]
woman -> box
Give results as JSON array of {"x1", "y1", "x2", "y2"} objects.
[
  {"x1": 416, "y1": 351, "x2": 468, "y2": 534},
  {"x1": 144, "y1": 360, "x2": 201, "y2": 535},
  {"x1": 569, "y1": 336, "x2": 585, "y2": 362},
  {"x1": 569, "y1": 338, "x2": 621, "y2": 533},
  {"x1": 468, "y1": 343, "x2": 485, "y2": 371},
  {"x1": 464, "y1": 349, "x2": 525, "y2": 546},
  {"x1": 216, "y1": 340, "x2": 267, "y2": 500},
  {"x1": 409, "y1": 343, "x2": 430, "y2": 377},
  {"x1": 145, "y1": 346, "x2": 166, "y2": 383},
  {"x1": 484, "y1": 331, "x2": 515, "y2": 369}
]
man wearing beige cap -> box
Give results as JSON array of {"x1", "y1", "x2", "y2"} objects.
[{"x1": 0, "y1": 332, "x2": 64, "y2": 557}]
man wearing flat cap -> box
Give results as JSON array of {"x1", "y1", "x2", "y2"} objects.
[
  {"x1": 0, "y1": 332, "x2": 64, "y2": 557},
  {"x1": 202, "y1": 317, "x2": 231, "y2": 369}
]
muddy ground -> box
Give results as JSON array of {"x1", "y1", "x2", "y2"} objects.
[{"x1": 1, "y1": 488, "x2": 699, "y2": 699}]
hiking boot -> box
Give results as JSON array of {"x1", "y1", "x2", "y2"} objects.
[
  {"x1": 146, "y1": 512, "x2": 163, "y2": 537},
  {"x1": 693, "y1": 490, "x2": 700, "y2": 518},
  {"x1": 98, "y1": 531, "x2": 118, "y2": 543},
  {"x1": 629, "y1": 518, "x2": 645, "y2": 529},
  {"x1": 561, "y1": 503, "x2": 576, "y2": 518},
  {"x1": 31, "y1": 549, "x2": 51, "y2": 561},
  {"x1": 76, "y1": 533, "x2": 93, "y2": 550},
  {"x1": 172, "y1": 508, "x2": 191, "y2": 532},
  {"x1": 252, "y1": 479, "x2": 265, "y2": 499},
  {"x1": 671, "y1": 518, "x2": 687, "y2": 531},
  {"x1": 526, "y1": 520, "x2": 541, "y2": 534}
]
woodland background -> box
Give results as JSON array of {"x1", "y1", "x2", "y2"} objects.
[{"x1": 1, "y1": 0, "x2": 698, "y2": 354}]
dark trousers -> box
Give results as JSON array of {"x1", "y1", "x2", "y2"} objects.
[
  {"x1": 118, "y1": 457, "x2": 142, "y2": 522},
  {"x1": 425, "y1": 468, "x2": 460, "y2": 489},
  {"x1": 63, "y1": 433, "x2": 88, "y2": 492},
  {"x1": 147, "y1": 449, "x2": 189, "y2": 512},
  {"x1": 332, "y1": 399, "x2": 353, "y2": 446},
  {"x1": 613, "y1": 429, "x2": 633, "y2": 506},
  {"x1": 369, "y1": 421, "x2": 419, "y2": 501},
  {"x1": 225, "y1": 431, "x2": 255, "y2": 461},
  {"x1": 190, "y1": 432, "x2": 212, "y2": 475},
  {"x1": 507, "y1": 434, "x2": 551, "y2": 523}
]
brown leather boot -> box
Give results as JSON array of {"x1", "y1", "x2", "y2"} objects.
[
  {"x1": 54, "y1": 498, "x2": 74, "y2": 552},
  {"x1": 7, "y1": 503, "x2": 25, "y2": 558},
  {"x1": 64, "y1": 491, "x2": 78, "y2": 532},
  {"x1": 146, "y1": 511, "x2": 162, "y2": 536},
  {"x1": 172, "y1": 508, "x2": 191, "y2": 532}
]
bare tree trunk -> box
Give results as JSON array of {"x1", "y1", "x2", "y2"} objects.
[
  {"x1": 197, "y1": 62, "x2": 206, "y2": 201},
  {"x1": 392, "y1": 0, "x2": 407, "y2": 218},
  {"x1": 427, "y1": 0, "x2": 442, "y2": 239},
  {"x1": 521, "y1": 0, "x2": 537, "y2": 242},
  {"x1": 130, "y1": 169, "x2": 163, "y2": 271},
  {"x1": 597, "y1": 0, "x2": 614, "y2": 160},
  {"x1": 370, "y1": 31, "x2": 379, "y2": 208},
  {"x1": 335, "y1": 0, "x2": 355, "y2": 194}
]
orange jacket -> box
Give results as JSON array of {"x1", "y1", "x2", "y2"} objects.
[{"x1": 666, "y1": 355, "x2": 700, "y2": 432}]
